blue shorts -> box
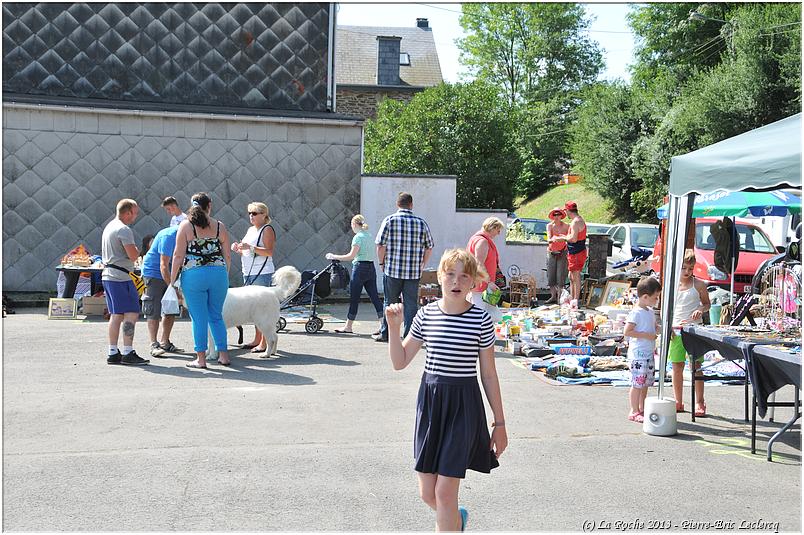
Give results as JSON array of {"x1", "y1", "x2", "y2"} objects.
[
  {"x1": 103, "y1": 280, "x2": 140, "y2": 314},
  {"x1": 244, "y1": 272, "x2": 273, "y2": 287}
]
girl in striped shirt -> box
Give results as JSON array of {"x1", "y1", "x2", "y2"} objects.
[{"x1": 386, "y1": 248, "x2": 507, "y2": 532}]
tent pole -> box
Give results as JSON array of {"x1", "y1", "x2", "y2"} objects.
[
  {"x1": 729, "y1": 216, "x2": 736, "y2": 308},
  {"x1": 658, "y1": 193, "x2": 696, "y2": 400}
]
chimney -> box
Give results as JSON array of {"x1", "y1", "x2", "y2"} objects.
[
  {"x1": 376, "y1": 36, "x2": 402, "y2": 85},
  {"x1": 416, "y1": 17, "x2": 429, "y2": 29}
]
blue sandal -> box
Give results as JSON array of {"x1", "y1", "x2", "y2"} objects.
[{"x1": 459, "y1": 506, "x2": 468, "y2": 532}]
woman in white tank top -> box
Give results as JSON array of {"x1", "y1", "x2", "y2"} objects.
[{"x1": 668, "y1": 250, "x2": 711, "y2": 416}]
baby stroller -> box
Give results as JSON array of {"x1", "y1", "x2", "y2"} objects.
[
  {"x1": 278, "y1": 260, "x2": 349, "y2": 333},
  {"x1": 611, "y1": 245, "x2": 654, "y2": 274}
]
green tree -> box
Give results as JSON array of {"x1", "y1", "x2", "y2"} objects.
[
  {"x1": 363, "y1": 82, "x2": 521, "y2": 210},
  {"x1": 570, "y1": 2, "x2": 800, "y2": 223},
  {"x1": 458, "y1": 3, "x2": 602, "y2": 105},
  {"x1": 569, "y1": 82, "x2": 658, "y2": 221},
  {"x1": 457, "y1": 3, "x2": 603, "y2": 200}
]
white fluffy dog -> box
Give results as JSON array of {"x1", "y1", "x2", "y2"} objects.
[{"x1": 209, "y1": 266, "x2": 301, "y2": 359}]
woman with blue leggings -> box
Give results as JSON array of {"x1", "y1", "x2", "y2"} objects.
[{"x1": 170, "y1": 192, "x2": 231, "y2": 368}]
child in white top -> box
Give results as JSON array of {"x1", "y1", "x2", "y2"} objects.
[
  {"x1": 386, "y1": 248, "x2": 507, "y2": 532},
  {"x1": 668, "y1": 249, "x2": 711, "y2": 416},
  {"x1": 623, "y1": 276, "x2": 662, "y2": 423}
]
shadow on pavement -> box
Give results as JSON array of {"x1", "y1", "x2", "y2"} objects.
[{"x1": 136, "y1": 361, "x2": 316, "y2": 386}]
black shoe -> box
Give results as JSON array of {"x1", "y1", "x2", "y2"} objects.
[
  {"x1": 121, "y1": 351, "x2": 150, "y2": 366},
  {"x1": 107, "y1": 350, "x2": 122, "y2": 365}
]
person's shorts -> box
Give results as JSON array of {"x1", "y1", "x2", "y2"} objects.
[
  {"x1": 668, "y1": 333, "x2": 704, "y2": 363},
  {"x1": 567, "y1": 249, "x2": 588, "y2": 272},
  {"x1": 103, "y1": 280, "x2": 140, "y2": 314},
  {"x1": 142, "y1": 277, "x2": 174, "y2": 319},
  {"x1": 243, "y1": 272, "x2": 273, "y2": 287},
  {"x1": 629, "y1": 357, "x2": 655, "y2": 389}
]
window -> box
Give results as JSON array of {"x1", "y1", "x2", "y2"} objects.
[
  {"x1": 632, "y1": 227, "x2": 659, "y2": 248},
  {"x1": 612, "y1": 226, "x2": 626, "y2": 246},
  {"x1": 399, "y1": 52, "x2": 410, "y2": 65}
]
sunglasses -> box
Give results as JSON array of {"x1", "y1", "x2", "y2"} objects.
[{"x1": 248, "y1": 211, "x2": 263, "y2": 216}]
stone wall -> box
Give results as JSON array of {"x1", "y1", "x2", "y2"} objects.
[
  {"x1": 2, "y1": 103, "x2": 363, "y2": 292},
  {"x1": 335, "y1": 88, "x2": 418, "y2": 119}
]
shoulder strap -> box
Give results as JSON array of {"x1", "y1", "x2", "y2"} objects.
[
  {"x1": 191, "y1": 223, "x2": 198, "y2": 238},
  {"x1": 106, "y1": 263, "x2": 130, "y2": 274},
  {"x1": 215, "y1": 220, "x2": 221, "y2": 238}
]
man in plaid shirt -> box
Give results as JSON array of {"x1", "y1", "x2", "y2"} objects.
[{"x1": 373, "y1": 192, "x2": 434, "y2": 342}]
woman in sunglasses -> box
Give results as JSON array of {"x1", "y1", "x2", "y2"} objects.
[
  {"x1": 232, "y1": 202, "x2": 276, "y2": 352},
  {"x1": 546, "y1": 207, "x2": 569, "y2": 304}
]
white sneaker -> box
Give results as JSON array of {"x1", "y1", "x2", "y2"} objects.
[{"x1": 150, "y1": 342, "x2": 166, "y2": 357}]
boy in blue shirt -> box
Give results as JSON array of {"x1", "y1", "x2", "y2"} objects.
[{"x1": 141, "y1": 225, "x2": 181, "y2": 356}]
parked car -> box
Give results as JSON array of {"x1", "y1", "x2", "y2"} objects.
[
  {"x1": 651, "y1": 217, "x2": 779, "y2": 294},
  {"x1": 508, "y1": 217, "x2": 549, "y2": 243},
  {"x1": 606, "y1": 223, "x2": 660, "y2": 274},
  {"x1": 586, "y1": 223, "x2": 613, "y2": 235}
]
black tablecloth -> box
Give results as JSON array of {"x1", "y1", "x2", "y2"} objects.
[
  {"x1": 750, "y1": 345, "x2": 802, "y2": 418},
  {"x1": 680, "y1": 325, "x2": 754, "y2": 363},
  {"x1": 56, "y1": 266, "x2": 104, "y2": 298}
]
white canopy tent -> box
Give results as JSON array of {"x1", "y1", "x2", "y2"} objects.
[{"x1": 657, "y1": 113, "x2": 802, "y2": 399}]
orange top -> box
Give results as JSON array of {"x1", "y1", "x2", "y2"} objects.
[
  {"x1": 467, "y1": 231, "x2": 498, "y2": 293},
  {"x1": 548, "y1": 223, "x2": 568, "y2": 253}
]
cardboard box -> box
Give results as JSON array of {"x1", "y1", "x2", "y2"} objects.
[{"x1": 82, "y1": 295, "x2": 107, "y2": 316}]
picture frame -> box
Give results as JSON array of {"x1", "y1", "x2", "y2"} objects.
[
  {"x1": 602, "y1": 281, "x2": 631, "y2": 307},
  {"x1": 48, "y1": 298, "x2": 77, "y2": 319},
  {"x1": 586, "y1": 284, "x2": 606, "y2": 308}
]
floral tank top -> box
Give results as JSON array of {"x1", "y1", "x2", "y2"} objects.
[{"x1": 183, "y1": 221, "x2": 226, "y2": 270}]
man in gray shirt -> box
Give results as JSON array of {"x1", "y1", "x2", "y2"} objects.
[{"x1": 102, "y1": 199, "x2": 149, "y2": 366}]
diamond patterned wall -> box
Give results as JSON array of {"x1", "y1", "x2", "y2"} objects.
[
  {"x1": 3, "y1": 3, "x2": 331, "y2": 112},
  {"x1": 2, "y1": 104, "x2": 362, "y2": 292}
]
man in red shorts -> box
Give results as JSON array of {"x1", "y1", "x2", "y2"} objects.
[{"x1": 554, "y1": 201, "x2": 587, "y2": 303}]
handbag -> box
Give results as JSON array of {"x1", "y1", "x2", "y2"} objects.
[
  {"x1": 494, "y1": 264, "x2": 507, "y2": 289},
  {"x1": 329, "y1": 261, "x2": 351, "y2": 289},
  {"x1": 160, "y1": 284, "x2": 180, "y2": 316},
  {"x1": 107, "y1": 263, "x2": 145, "y2": 296},
  {"x1": 244, "y1": 224, "x2": 273, "y2": 285}
]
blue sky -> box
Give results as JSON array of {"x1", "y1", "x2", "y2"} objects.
[{"x1": 337, "y1": 3, "x2": 637, "y2": 83}]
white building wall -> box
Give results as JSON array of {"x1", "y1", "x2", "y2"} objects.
[{"x1": 361, "y1": 174, "x2": 548, "y2": 290}]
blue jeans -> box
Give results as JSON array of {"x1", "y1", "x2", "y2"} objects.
[
  {"x1": 244, "y1": 272, "x2": 273, "y2": 286},
  {"x1": 348, "y1": 262, "x2": 384, "y2": 321},
  {"x1": 180, "y1": 265, "x2": 229, "y2": 352},
  {"x1": 379, "y1": 275, "x2": 420, "y2": 339}
]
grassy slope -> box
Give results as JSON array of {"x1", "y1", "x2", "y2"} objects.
[{"x1": 514, "y1": 182, "x2": 618, "y2": 224}]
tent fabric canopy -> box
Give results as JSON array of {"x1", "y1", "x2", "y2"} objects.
[
  {"x1": 669, "y1": 113, "x2": 802, "y2": 197},
  {"x1": 656, "y1": 189, "x2": 802, "y2": 219}
]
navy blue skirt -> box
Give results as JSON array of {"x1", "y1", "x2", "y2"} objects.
[{"x1": 414, "y1": 372, "x2": 500, "y2": 478}]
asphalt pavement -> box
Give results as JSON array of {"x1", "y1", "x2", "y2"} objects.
[{"x1": 2, "y1": 305, "x2": 800, "y2": 532}]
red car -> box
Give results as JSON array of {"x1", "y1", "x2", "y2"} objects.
[{"x1": 652, "y1": 218, "x2": 779, "y2": 293}]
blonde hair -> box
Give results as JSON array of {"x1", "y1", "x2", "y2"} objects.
[
  {"x1": 247, "y1": 202, "x2": 271, "y2": 224},
  {"x1": 683, "y1": 248, "x2": 696, "y2": 266},
  {"x1": 482, "y1": 216, "x2": 505, "y2": 233},
  {"x1": 116, "y1": 198, "x2": 138, "y2": 216},
  {"x1": 351, "y1": 214, "x2": 369, "y2": 230},
  {"x1": 437, "y1": 248, "x2": 489, "y2": 285}
]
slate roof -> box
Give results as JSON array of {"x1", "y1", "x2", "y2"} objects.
[{"x1": 336, "y1": 24, "x2": 444, "y2": 87}]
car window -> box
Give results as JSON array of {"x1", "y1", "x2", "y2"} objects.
[
  {"x1": 612, "y1": 226, "x2": 626, "y2": 244},
  {"x1": 696, "y1": 222, "x2": 776, "y2": 253},
  {"x1": 511, "y1": 219, "x2": 548, "y2": 242},
  {"x1": 738, "y1": 226, "x2": 775, "y2": 253},
  {"x1": 696, "y1": 224, "x2": 715, "y2": 250},
  {"x1": 632, "y1": 227, "x2": 659, "y2": 248},
  {"x1": 587, "y1": 224, "x2": 611, "y2": 235}
]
